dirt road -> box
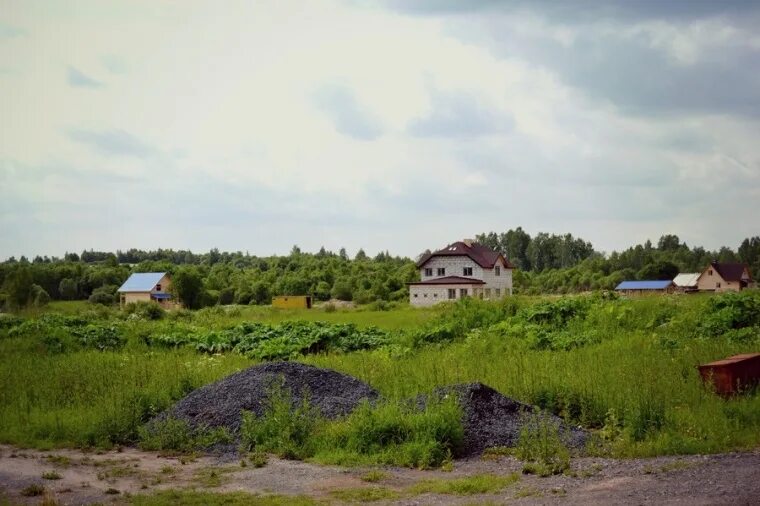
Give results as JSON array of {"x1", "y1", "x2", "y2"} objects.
[{"x1": 1, "y1": 444, "x2": 758, "y2": 505}]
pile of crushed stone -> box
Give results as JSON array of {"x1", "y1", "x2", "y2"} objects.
[
  {"x1": 424, "y1": 383, "x2": 589, "y2": 457},
  {"x1": 155, "y1": 363, "x2": 587, "y2": 458},
  {"x1": 159, "y1": 361, "x2": 378, "y2": 433}
]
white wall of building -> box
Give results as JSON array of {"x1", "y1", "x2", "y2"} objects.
[{"x1": 410, "y1": 255, "x2": 514, "y2": 306}]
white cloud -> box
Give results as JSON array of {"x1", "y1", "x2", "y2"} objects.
[{"x1": 0, "y1": 0, "x2": 758, "y2": 258}]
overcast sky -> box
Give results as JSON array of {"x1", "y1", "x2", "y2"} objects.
[{"x1": 2, "y1": 0, "x2": 759, "y2": 259}]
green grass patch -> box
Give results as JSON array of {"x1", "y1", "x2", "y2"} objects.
[
  {"x1": 360, "y1": 470, "x2": 387, "y2": 482},
  {"x1": 239, "y1": 384, "x2": 463, "y2": 469},
  {"x1": 129, "y1": 490, "x2": 323, "y2": 506},
  {"x1": 329, "y1": 486, "x2": 400, "y2": 502},
  {"x1": 408, "y1": 473, "x2": 520, "y2": 495}
]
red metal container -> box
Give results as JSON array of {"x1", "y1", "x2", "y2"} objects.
[{"x1": 698, "y1": 353, "x2": 760, "y2": 396}]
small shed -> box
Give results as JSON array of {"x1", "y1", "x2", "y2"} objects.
[
  {"x1": 272, "y1": 295, "x2": 312, "y2": 309},
  {"x1": 673, "y1": 273, "x2": 700, "y2": 292},
  {"x1": 614, "y1": 280, "x2": 675, "y2": 296},
  {"x1": 698, "y1": 353, "x2": 760, "y2": 396}
]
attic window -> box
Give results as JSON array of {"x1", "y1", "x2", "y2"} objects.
[
  {"x1": 424, "y1": 268, "x2": 433, "y2": 276},
  {"x1": 708, "y1": 270, "x2": 713, "y2": 276},
  {"x1": 495, "y1": 266, "x2": 501, "y2": 276},
  {"x1": 156, "y1": 284, "x2": 162, "y2": 291}
]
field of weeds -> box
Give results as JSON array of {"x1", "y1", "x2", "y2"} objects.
[{"x1": 1, "y1": 291, "x2": 759, "y2": 459}]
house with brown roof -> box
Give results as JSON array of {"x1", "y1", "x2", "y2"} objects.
[
  {"x1": 696, "y1": 261, "x2": 753, "y2": 292},
  {"x1": 408, "y1": 239, "x2": 514, "y2": 307}
]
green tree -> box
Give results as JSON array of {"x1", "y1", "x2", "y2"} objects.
[
  {"x1": 58, "y1": 278, "x2": 78, "y2": 300},
  {"x1": 172, "y1": 267, "x2": 205, "y2": 309},
  {"x1": 4, "y1": 265, "x2": 33, "y2": 308}
]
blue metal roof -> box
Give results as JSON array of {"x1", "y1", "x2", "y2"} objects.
[
  {"x1": 118, "y1": 272, "x2": 166, "y2": 292},
  {"x1": 615, "y1": 280, "x2": 673, "y2": 290}
]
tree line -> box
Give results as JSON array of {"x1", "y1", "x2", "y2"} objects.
[{"x1": 1, "y1": 232, "x2": 758, "y2": 309}]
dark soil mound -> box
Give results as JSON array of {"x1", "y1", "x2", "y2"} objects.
[
  {"x1": 426, "y1": 383, "x2": 588, "y2": 457},
  {"x1": 160, "y1": 362, "x2": 379, "y2": 433}
]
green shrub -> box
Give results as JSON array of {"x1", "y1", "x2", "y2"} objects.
[
  {"x1": 240, "y1": 383, "x2": 320, "y2": 459},
  {"x1": 515, "y1": 412, "x2": 570, "y2": 476},
  {"x1": 125, "y1": 301, "x2": 165, "y2": 320},
  {"x1": 139, "y1": 418, "x2": 231, "y2": 452},
  {"x1": 73, "y1": 324, "x2": 126, "y2": 351}
]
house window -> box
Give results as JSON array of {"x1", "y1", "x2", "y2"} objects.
[
  {"x1": 448, "y1": 288, "x2": 456, "y2": 299},
  {"x1": 437, "y1": 268, "x2": 445, "y2": 276},
  {"x1": 495, "y1": 266, "x2": 500, "y2": 276},
  {"x1": 716, "y1": 282, "x2": 721, "y2": 288},
  {"x1": 485, "y1": 288, "x2": 491, "y2": 298},
  {"x1": 414, "y1": 293, "x2": 418, "y2": 298},
  {"x1": 423, "y1": 293, "x2": 427, "y2": 297},
  {"x1": 708, "y1": 270, "x2": 713, "y2": 276},
  {"x1": 460, "y1": 288, "x2": 468, "y2": 297},
  {"x1": 424, "y1": 268, "x2": 433, "y2": 276},
  {"x1": 463, "y1": 267, "x2": 473, "y2": 276},
  {"x1": 156, "y1": 284, "x2": 162, "y2": 291},
  {"x1": 433, "y1": 293, "x2": 438, "y2": 298},
  {"x1": 495, "y1": 288, "x2": 501, "y2": 296}
]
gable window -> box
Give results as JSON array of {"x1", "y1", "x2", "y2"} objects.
[
  {"x1": 424, "y1": 268, "x2": 433, "y2": 277},
  {"x1": 708, "y1": 270, "x2": 713, "y2": 276},
  {"x1": 463, "y1": 267, "x2": 473, "y2": 276},
  {"x1": 448, "y1": 288, "x2": 456, "y2": 299},
  {"x1": 495, "y1": 266, "x2": 500, "y2": 276},
  {"x1": 716, "y1": 282, "x2": 721, "y2": 288},
  {"x1": 437, "y1": 268, "x2": 445, "y2": 276},
  {"x1": 156, "y1": 284, "x2": 162, "y2": 291},
  {"x1": 460, "y1": 288, "x2": 468, "y2": 298}
]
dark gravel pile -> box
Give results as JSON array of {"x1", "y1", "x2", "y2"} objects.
[
  {"x1": 159, "y1": 361, "x2": 379, "y2": 433},
  {"x1": 425, "y1": 383, "x2": 588, "y2": 457}
]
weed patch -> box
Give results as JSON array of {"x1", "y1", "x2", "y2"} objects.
[{"x1": 408, "y1": 473, "x2": 519, "y2": 495}]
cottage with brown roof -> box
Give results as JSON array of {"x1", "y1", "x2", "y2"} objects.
[
  {"x1": 696, "y1": 261, "x2": 753, "y2": 292},
  {"x1": 408, "y1": 239, "x2": 514, "y2": 307}
]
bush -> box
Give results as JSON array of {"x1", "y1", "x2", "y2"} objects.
[
  {"x1": 73, "y1": 324, "x2": 126, "y2": 351},
  {"x1": 125, "y1": 301, "x2": 165, "y2": 320},
  {"x1": 516, "y1": 412, "x2": 570, "y2": 476},
  {"x1": 31, "y1": 284, "x2": 50, "y2": 307},
  {"x1": 239, "y1": 383, "x2": 320, "y2": 460},
  {"x1": 89, "y1": 285, "x2": 117, "y2": 305},
  {"x1": 139, "y1": 418, "x2": 232, "y2": 452}
]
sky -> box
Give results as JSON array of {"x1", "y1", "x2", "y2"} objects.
[{"x1": 1, "y1": 0, "x2": 759, "y2": 260}]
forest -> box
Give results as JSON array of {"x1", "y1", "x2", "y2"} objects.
[{"x1": 1, "y1": 230, "x2": 759, "y2": 310}]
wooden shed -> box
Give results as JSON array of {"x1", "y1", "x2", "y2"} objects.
[{"x1": 272, "y1": 295, "x2": 312, "y2": 309}]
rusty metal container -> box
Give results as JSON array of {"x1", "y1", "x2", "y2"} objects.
[{"x1": 698, "y1": 353, "x2": 760, "y2": 396}]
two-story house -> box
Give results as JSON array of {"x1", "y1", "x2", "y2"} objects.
[
  {"x1": 408, "y1": 240, "x2": 514, "y2": 307},
  {"x1": 696, "y1": 261, "x2": 753, "y2": 292}
]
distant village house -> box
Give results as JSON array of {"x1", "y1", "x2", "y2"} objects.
[
  {"x1": 408, "y1": 240, "x2": 514, "y2": 307},
  {"x1": 117, "y1": 272, "x2": 176, "y2": 308},
  {"x1": 695, "y1": 261, "x2": 753, "y2": 292}
]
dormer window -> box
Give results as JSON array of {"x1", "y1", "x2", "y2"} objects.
[
  {"x1": 437, "y1": 268, "x2": 445, "y2": 276},
  {"x1": 424, "y1": 268, "x2": 433, "y2": 276},
  {"x1": 463, "y1": 267, "x2": 473, "y2": 276},
  {"x1": 495, "y1": 266, "x2": 501, "y2": 276}
]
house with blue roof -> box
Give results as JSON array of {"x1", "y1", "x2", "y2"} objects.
[
  {"x1": 614, "y1": 279, "x2": 675, "y2": 295},
  {"x1": 117, "y1": 272, "x2": 176, "y2": 308}
]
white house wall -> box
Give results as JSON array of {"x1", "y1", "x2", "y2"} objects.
[{"x1": 412, "y1": 255, "x2": 514, "y2": 306}]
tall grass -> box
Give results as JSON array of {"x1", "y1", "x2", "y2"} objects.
[{"x1": 2, "y1": 293, "x2": 759, "y2": 457}]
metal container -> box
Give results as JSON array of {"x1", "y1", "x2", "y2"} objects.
[{"x1": 698, "y1": 353, "x2": 760, "y2": 396}]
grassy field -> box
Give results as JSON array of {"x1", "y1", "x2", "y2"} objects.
[{"x1": 1, "y1": 292, "x2": 759, "y2": 459}]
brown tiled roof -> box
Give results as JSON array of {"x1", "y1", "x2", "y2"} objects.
[
  {"x1": 407, "y1": 276, "x2": 486, "y2": 286},
  {"x1": 711, "y1": 261, "x2": 752, "y2": 282},
  {"x1": 416, "y1": 241, "x2": 514, "y2": 269}
]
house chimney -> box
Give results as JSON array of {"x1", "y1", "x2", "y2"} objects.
[{"x1": 463, "y1": 238, "x2": 474, "y2": 247}]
